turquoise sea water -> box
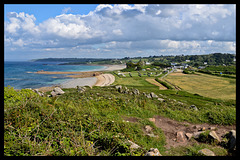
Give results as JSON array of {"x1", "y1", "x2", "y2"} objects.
[{"x1": 4, "y1": 61, "x2": 106, "y2": 89}]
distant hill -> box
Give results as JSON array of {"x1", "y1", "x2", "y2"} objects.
[
  {"x1": 31, "y1": 53, "x2": 236, "y2": 66},
  {"x1": 31, "y1": 58, "x2": 112, "y2": 63}
]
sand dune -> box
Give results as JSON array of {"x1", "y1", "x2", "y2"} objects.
[
  {"x1": 35, "y1": 65, "x2": 125, "y2": 91},
  {"x1": 95, "y1": 74, "x2": 115, "y2": 87}
]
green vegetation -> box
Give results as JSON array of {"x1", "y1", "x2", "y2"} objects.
[
  {"x1": 5, "y1": 53, "x2": 236, "y2": 156},
  {"x1": 4, "y1": 86, "x2": 166, "y2": 156},
  {"x1": 197, "y1": 65, "x2": 236, "y2": 78},
  {"x1": 4, "y1": 80, "x2": 235, "y2": 156},
  {"x1": 33, "y1": 53, "x2": 235, "y2": 67},
  {"x1": 165, "y1": 143, "x2": 228, "y2": 156},
  {"x1": 154, "y1": 78, "x2": 174, "y2": 89}
]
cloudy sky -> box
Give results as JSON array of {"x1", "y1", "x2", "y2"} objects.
[{"x1": 4, "y1": 4, "x2": 236, "y2": 61}]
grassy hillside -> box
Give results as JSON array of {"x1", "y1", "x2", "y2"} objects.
[{"x1": 4, "y1": 83, "x2": 235, "y2": 156}]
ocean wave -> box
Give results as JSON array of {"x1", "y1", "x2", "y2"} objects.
[{"x1": 5, "y1": 78, "x2": 22, "y2": 80}]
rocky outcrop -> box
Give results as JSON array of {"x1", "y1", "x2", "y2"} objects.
[
  {"x1": 176, "y1": 131, "x2": 187, "y2": 143},
  {"x1": 144, "y1": 125, "x2": 153, "y2": 133},
  {"x1": 224, "y1": 130, "x2": 236, "y2": 151},
  {"x1": 193, "y1": 131, "x2": 206, "y2": 139},
  {"x1": 190, "y1": 105, "x2": 198, "y2": 111},
  {"x1": 198, "y1": 148, "x2": 215, "y2": 156},
  {"x1": 150, "y1": 92, "x2": 158, "y2": 98},
  {"x1": 127, "y1": 140, "x2": 141, "y2": 149},
  {"x1": 145, "y1": 148, "x2": 162, "y2": 156},
  {"x1": 132, "y1": 89, "x2": 140, "y2": 95},
  {"x1": 77, "y1": 86, "x2": 86, "y2": 93},
  {"x1": 209, "y1": 131, "x2": 221, "y2": 143},
  {"x1": 50, "y1": 87, "x2": 65, "y2": 97},
  {"x1": 115, "y1": 85, "x2": 123, "y2": 93},
  {"x1": 185, "y1": 133, "x2": 193, "y2": 140},
  {"x1": 33, "y1": 89, "x2": 44, "y2": 97},
  {"x1": 157, "y1": 98, "x2": 165, "y2": 102}
]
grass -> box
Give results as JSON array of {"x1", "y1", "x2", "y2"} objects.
[
  {"x1": 4, "y1": 86, "x2": 166, "y2": 156},
  {"x1": 165, "y1": 143, "x2": 228, "y2": 156},
  {"x1": 4, "y1": 68, "x2": 236, "y2": 156},
  {"x1": 164, "y1": 72, "x2": 236, "y2": 100}
]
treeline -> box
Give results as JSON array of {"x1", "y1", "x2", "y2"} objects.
[
  {"x1": 31, "y1": 53, "x2": 236, "y2": 66},
  {"x1": 127, "y1": 53, "x2": 235, "y2": 66},
  {"x1": 31, "y1": 58, "x2": 112, "y2": 63}
]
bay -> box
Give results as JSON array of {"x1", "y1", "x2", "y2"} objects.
[{"x1": 4, "y1": 61, "x2": 106, "y2": 89}]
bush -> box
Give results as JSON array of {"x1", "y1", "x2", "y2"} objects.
[{"x1": 155, "y1": 78, "x2": 174, "y2": 89}]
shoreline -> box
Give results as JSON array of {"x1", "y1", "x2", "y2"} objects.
[
  {"x1": 36, "y1": 64, "x2": 126, "y2": 92},
  {"x1": 35, "y1": 64, "x2": 125, "y2": 75}
]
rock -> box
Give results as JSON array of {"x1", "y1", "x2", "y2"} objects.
[
  {"x1": 145, "y1": 148, "x2": 162, "y2": 156},
  {"x1": 193, "y1": 125, "x2": 200, "y2": 129},
  {"x1": 209, "y1": 131, "x2": 221, "y2": 143},
  {"x1": 33, "y1": 89, "x2": 44, "y2": 96},
  {"x1": 50, "y1": 91, "x2": 57, "y2": 97},
  {"x1": 178, "y1": 101, "x2": 184, "y2": 105},
  {"x1": 198, "y1": 148, "x2": 215, "y2": 156},
  {"x1": 123, "y1": 87, "x2": 129, "y2": 94},
  {"x1": 157, "y1": 98, "x2": 165, "y2": 102},
  {"x1": 147, "y1": 133, "x2": 158, "y2": 138},
  {"x1": 50, "y1": 87, "x2": 65, "y2": 97},
  {"x1": 150, "y1": 92, "x2": 158, "y2": 98},
  {"x1": 132, "y1": 88, "x2": 140, "y2": 95},
  {"x1": 209, "y1": 127, "x2": 216, "y2": 131},
  {"x1": 148, "y1": 118, "x2": 155, "y2": 123},
  {"x1": 226, "y1": 130, "x2": 236, "y2": 150},
  {"x1": 77, "y1": 86, "x2": 86, "y2": 93},
  {"x1": 53, "y1": 87, "x2": 65, "y2": 95},
  {"x1": 145, "y1": 125, "x2": 153, "y2": 133},
  {"x1": 146, "y1": 94, "x2": 152, "y2": 99},
  {"x1": 176, "y1": 131, "x2": 187, "y2": 143},
  {"x1": 127, "y1": 140, "x2": 140, "y2": 149},
  {"x1": 115, "y1": 85, "x2": 122, "y2": 93},
  {"x1": 193, "y1": 131, "x2": 205, "y2": 139},
  {"x1": 185, "y1": 133, "x2": 193, "y2": 140},
  {"x1": 190, "y1": 105, "x2": 198, "y2": 111}
]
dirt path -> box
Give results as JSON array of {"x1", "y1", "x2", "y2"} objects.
[
  {"x1": 124, "y1": 115, "x2": 236, "y2": 150},
  {"x1": 95, "y1": 74, "x2": 115, "y2": 87},
  {"x1": 145, "y1": 78, "x2": 168, "y2": 90},
  {"x1": 153, "y1": 115, "x2": 235, "y2": 149}
]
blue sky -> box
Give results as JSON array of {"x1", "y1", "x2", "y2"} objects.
[
  {"x1": 4, "y1": 4, "x2": 99, "y2": 23},
  {"x1": 4, "y1": 4, "x2": 236, "y2": 61}
]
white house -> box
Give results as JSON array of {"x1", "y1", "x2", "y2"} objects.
[{"x1": 171, "y1": 63, "x2": 177, "y2": 66}]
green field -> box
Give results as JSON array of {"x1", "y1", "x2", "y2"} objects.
[{"x1": 164, "y1": 72, "x2": 236, "y2": 100}]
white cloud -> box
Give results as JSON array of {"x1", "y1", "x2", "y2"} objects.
[
  {"x1": 112, "y1": 29, "x2": 122, "y2": 36},
  {"x1": 6, "y1": 12, "x2": 40, "y2": 35},
  {"x1": 4, "y1": 4, "x2": 236, "y2": 58},
  {"x1": 12, "y1": 39, "x2": 24, "y2": 47}
]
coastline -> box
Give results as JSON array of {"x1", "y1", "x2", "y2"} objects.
[{"x1": 36, "y1": 64, "x2": 126, "y2": 92}]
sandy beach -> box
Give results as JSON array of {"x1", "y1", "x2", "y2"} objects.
[{"x1": 36, "y1": 64, "x2": 125, "y2": 91}]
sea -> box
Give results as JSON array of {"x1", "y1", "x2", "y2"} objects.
[{"x1": 4, "y1": 61, "x2": 106, "y2": 90}]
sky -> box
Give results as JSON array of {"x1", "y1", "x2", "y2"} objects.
[{"x1": 4, "y1": 4, "x2": 236, "y2": 61}]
